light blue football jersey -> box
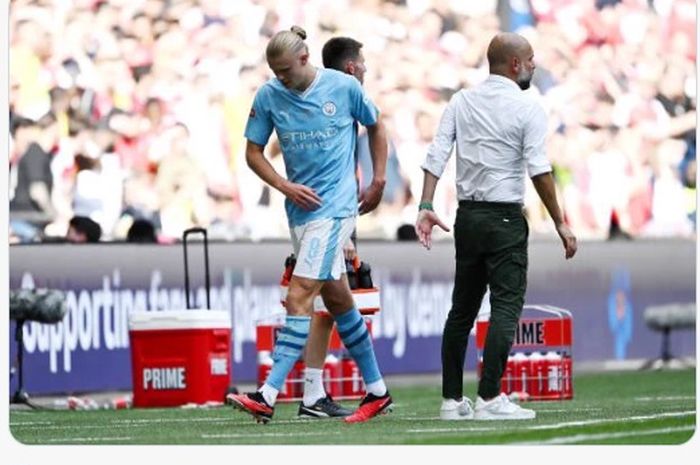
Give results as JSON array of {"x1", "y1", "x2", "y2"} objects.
[{"x1": 244, "y1": 68, "x2": 379, "y2": 227}]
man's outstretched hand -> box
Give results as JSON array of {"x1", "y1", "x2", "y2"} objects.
[{"x1": 415, "y1": 209, "x2": 450, "y2": 250}]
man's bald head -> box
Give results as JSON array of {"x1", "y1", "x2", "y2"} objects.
[
  {"x1": 487, "y1": 33, "x2": 531, "y2": 68},
  {"x1": 487, "y1": 32, "x2": 536, "y2": 90}
]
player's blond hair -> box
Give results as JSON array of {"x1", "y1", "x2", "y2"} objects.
[{"x1": 266, "y1": 26, "x2": 308, "y2": 60}]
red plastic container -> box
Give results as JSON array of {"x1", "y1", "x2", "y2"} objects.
[
  {"x1": 284, "y1": 361, "x2": 305, "y2": 400},
  {"x1": 341, "y1": 357, "x2": 365, "y2": 398},
  {"x1": 561, "y1": 355, "x2": 573, "y2": 398},
  {"x1": 528, "y1": 352, "x2": 545, "y2": 396},
  {"x1": 538, "y1": 351, "x2": 574, "y2": 400},
  {"x1": 475, "y1": 305, "x2": 574, "y2": 401},
  {"x1": 129, "y1": 310, "x2": 231, "y2": 408},
  {"x1": 323, "y1": 354, "x2": 343, "y2": 398},
  {"x1": 257, "y1": 350, "x2": 273, "y2": 389},
  {"x1": 256, "y1": 350, "x2": 302, "y2": 400}
]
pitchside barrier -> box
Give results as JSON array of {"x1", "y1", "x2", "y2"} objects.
[
  {"x1": 476, "y1": 305, "x2": 573, "y2": 401},
  {"x1": 255, "y1": 254, "x2": 380, "y2": 402},
  {"x1": 9, "y1": 239, "x2": 696, "y2": 397}
]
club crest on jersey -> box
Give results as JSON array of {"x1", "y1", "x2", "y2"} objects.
[{"x1": 322, "y1": 101, "x2": 337, "y2": 116}]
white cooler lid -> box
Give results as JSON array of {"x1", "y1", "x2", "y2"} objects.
[{"x1": 129, "y1": 309, "x2": 231, "y2": 330}]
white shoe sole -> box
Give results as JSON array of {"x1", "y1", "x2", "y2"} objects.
[
  {"x1": 297, "y1": 412, "x2": 331, "y2": 419},
  {"x1": 440, "y1": 410, "x2": 474, "y2": 420},
  {"x1": 474, "y1": 410, "x2": 536, "y2": 420}
]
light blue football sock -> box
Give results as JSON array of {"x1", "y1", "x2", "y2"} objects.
[
  {"x1": 335, "y1": 306, "x2": 383, "y2": 386},
  {"x1": 265, "y1": 315, "x2": 311, "y2": 391}
]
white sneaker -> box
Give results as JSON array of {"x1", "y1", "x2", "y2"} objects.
[
  {"x1": 474, "y1": 393, "x2": 536, "y2": 420},
  {"x1": 439, "y1": 396, "x2": 474, "y2": 420}
]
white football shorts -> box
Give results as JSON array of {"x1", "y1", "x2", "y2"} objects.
[{"x1": 290, "y1": 216, "x2": 356, "y2": 281}]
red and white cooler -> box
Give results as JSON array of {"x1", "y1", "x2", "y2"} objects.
[
  {"x1": 129, "y1": 309, "x2": 232, "y2": 408},
  {"x1": 475, "y1": 304, "x2": 574, "y2": 401}
]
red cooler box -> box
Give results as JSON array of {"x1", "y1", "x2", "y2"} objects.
[
  {"x1": 129, "y1": 310, "x2": 231, "y2": 408},
  {"x1": 475, "y1": 304, "x2": 573, "y2": 401}
]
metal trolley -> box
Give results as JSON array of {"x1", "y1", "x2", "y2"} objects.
[{"x1": 475, "y1": 304, "x2": 574, "y2": 401}]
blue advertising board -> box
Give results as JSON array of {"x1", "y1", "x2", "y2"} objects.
[{"x1": 8, "y1": 239, "x2": 696, "y2": 395}]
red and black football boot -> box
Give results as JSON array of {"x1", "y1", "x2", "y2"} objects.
[
  {"x1": 344, "y1": 391, "x2": 393, "y2": 423},
  {"x1": 228, "y1": 391, "x2": 274, "y2": 424}
]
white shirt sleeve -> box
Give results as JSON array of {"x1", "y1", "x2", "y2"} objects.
[
  {"x1": 523, "y1": 102, "x2": 552, "y2": 178},
  {"x1": 421, "y1": 94, "x2": 457, "y2": 178}
]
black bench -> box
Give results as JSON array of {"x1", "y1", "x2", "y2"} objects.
[{"x1": 641, "y1": 303, "x2": 696, "y2": 369}]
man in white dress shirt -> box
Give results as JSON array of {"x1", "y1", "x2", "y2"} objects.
[{"x1": 415, "y1": 32, "x2": 577, "y2": 421}]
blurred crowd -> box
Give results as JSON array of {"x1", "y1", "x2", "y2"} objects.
[{"x1": 8, "y1": 0, "x2": 696, "y2": 243}]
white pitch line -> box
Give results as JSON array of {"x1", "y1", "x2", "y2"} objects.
[
  {"x1": 407, "y1": 410, "x2": 696, "y2": 434},
  {"x1": 12, "y1": 417, "x2": 311, "y2": 431},
  {"x1": 399, "y1": 410, "x2": 604, "y2": 421},
  {"x1": 527, "y1": 410, "x2": 696, "y2": 430},
  {"x1": 202, "y1": 431, "x2": 343, "y2": 439},
  {"x1": 634, "y1": 396, "x2": 696, "y2": 402},
  {"x1": 43, "y1": 436, "x2": 134, "y2": 443},
  {"x1": 9, "y1": 421, "x2": 54, "y2": 426},
  {"x1": 13, "y1": 410, "x2": 349, "y2": 431},
  {"x1": 513, "y1": 425, "x2": 696, "y2": 445},
  {"x1": 113, "y1": 417, "x2": 309, "y2": 426},
  {"x1": 402, "y1": 408, "x2": 605, "y2": 420},
  {"x1": 402, "y1": 416, "x2": 448, "y2": 421},
  {"x1": 12, "y1": 418, "x2": 233, "y2": 430},
  {"x1": 12, "y1": 423, "x2": 165, "y2": 431},
  {"x1": 8, "y1": 416, "x2": 230, "y2": 427},
  {"x1": 113, "y1": 417, "x2": 234, "y2": 424},
  {"x1": 533, "y1": 408, "x2": 604, "y2": 413},
  {"x1": 113, "y1": 416, "x2": 311, "y2": 425}
]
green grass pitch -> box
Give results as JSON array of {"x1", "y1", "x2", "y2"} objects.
[{"x1": 9, "y1": 368, "x2": 696, "y2": 445}]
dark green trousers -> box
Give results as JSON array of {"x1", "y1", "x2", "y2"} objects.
[{"x1": 442, "y1": 200, "x2": 529, "y2": 400}]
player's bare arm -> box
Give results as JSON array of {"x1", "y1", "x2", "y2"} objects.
[
  {"x1": 358, "y1": 116, "x2": 388, "y2": 215},
  {"x1": 245, "y1": 140, "x2": 322, "y2": 211}
]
